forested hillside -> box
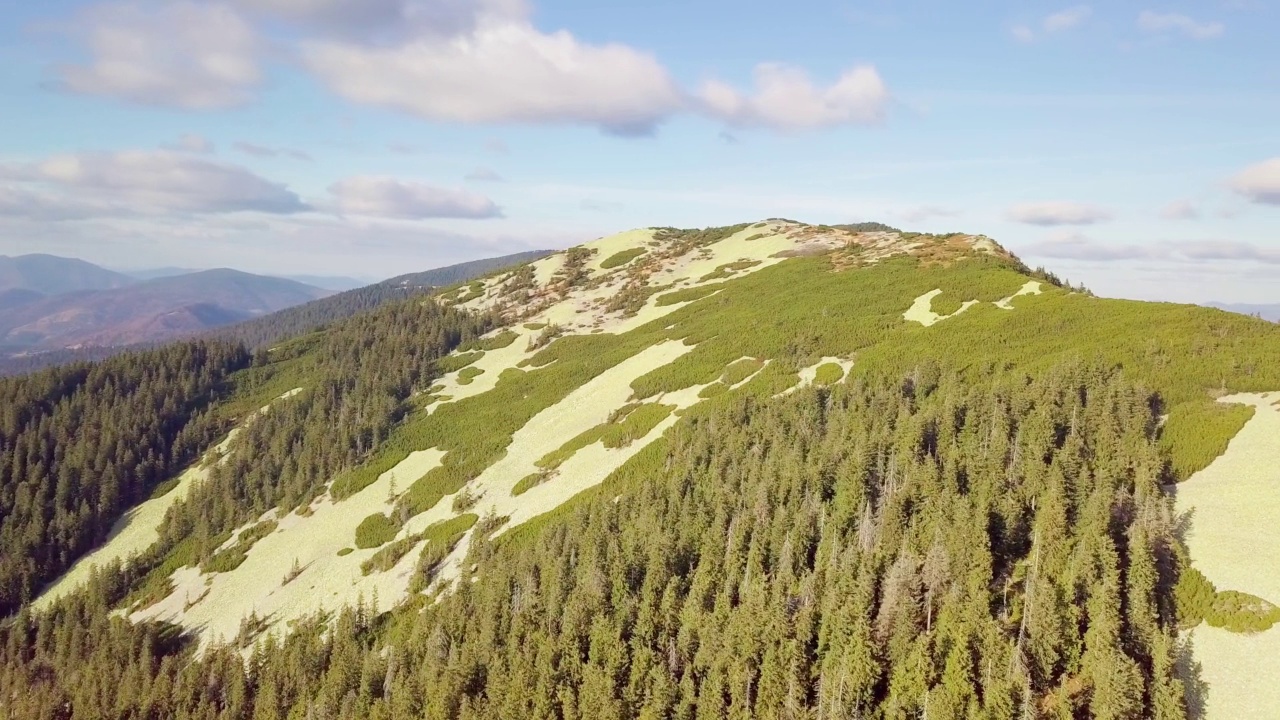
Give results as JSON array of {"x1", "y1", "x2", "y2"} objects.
[
  {"x1": 0, "y1": 341, "x2": 250, "y2": 615},
  {"x1": 0, "y1": 221, "x2": 1277, "y2": 719},
  {"x1": 1, "y1": 365, "x2": 1189, "y2": 718},
  {"x1": 219, "y1": 250, "x2": 549, "y2": 349}
]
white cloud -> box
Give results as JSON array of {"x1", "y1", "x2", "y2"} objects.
[
  {"x1": 162, "y1": 134, "x2": 216, "y2": 154},
  {"x1": 57, "y1": 1, "x2": 262, "y2": 109},
  {"x1": 232, "y1": 0, "x2": 524, "y2": 42},
  {"x1": 465, "y1": 168, "x2": 504, "y2": 182},
  {"x1": 699, "y1": 64, "x2": 889, "y2": 131},
  {"x1": 1021, "y1": 233, "x2": 1280, "y2": 264},
  {"x1": 896, "y1": 205, "x2": 963, "y2": 223},
  {"x1": 302, "y1": 23, "x2": 683, "y2": 135},
  {"x1": 1230, "y1": 158, "x2": 1280, "y2": 205},
  {"x1": 328, "y1": 176, "x2": 502, "y2": 219},
  {"x1": 1011, "y1": 25, "x2": 1036, "y2": 43},
  {"x1": 1007, "y1": 201, "x2": 1113, "y2": 226},
  {"x1": 233, "y1": 142, "x2": 313, "y2": 161},
  {"x1": 0, "y1": 150, "x2": 306, "y2": 216},
  {"x1": 1043, "y1": 5, "x2": 1092, "y2": 32},
  {"x1": 1011, "y1": 5, "x2": 1091, "y2": 42},
  {"x1": 1137, "y1": 11, "x2": 1225, "y2": 39},
  {"x1": 1160, "y1": 199, "x2": 1199, "y2": 220}
]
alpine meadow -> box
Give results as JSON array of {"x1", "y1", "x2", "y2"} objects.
[
  {"x1": 3, "y1": 1, "x2": 1280, "y2": 719},
  {"x1": 0, "y1": 220, "x2": 1278, "y2": 720}
]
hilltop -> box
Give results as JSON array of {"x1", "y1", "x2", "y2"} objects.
[{"x1": 5, "y1": 219, "x2": 1280, "y2": 719}]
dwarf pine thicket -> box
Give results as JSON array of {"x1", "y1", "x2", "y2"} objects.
[
  {"x1": 2, "y1": 365, "x2": 1192, "y2": 719},
  {"x1": 3, "y1": 229, "x2": 1280, "y2": 718}
]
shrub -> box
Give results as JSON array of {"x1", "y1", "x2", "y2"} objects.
[
  {"x1": 721, "y1": 358, "x2": 764, "y2": 386},
  {"x1": 655, "y1": 285, "x2": 719, "y2": 307},
  {"x1": 513, "y1": 472, "x2": 550, "y2": 496},
  {"x1": 1206, "y1": 590, "x2": 1280, "y2": 633},
  {"x1": 698, "y1": 382, "x2": 728, "y2": 399},
  {"x1": 600, "y1": 248, "x2": 646, "y2": 269},
  {"x1": 1175, "y1": 565, "x2": 1217, "y2": 627},
  {"x1": 355, "y1": 513, "x2": 398, "y2": 549},
  {"x1": 1160, "y1": 400, "x2": 1255, "y2": 481},
  {"x1": 814, "y1": 363, "x2": 845, "y2": 386},
  {"x1": 336, "y1": 547, "x2": 354, "y2": 557},
  {"x1": 452, "y1": 488, "x2": 480, "y2": 512},
  {"x1": 202, "y1": 520, "x2": 278, "y2": 574},
  {"x1": 457, "y1": 367, "x2": 484, "y2": 386},
  {"x1": 437, "y1": 351, "x2": 484, "y2": 374}
]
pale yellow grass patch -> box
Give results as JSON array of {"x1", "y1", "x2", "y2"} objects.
[
  {"x1": 903, "y1": 290, "x2": 979, "y2": 327},
  {"x1": 33, "y1": 388, "x2": 303, "y2": 610},
  {"x1": 1174, "y1": 392, "x2": 1280, "y2": 718},
  {"x1": 995, "y1": 281, "x2": 1043, "y2": 310},
  {"x1": 134, "y1": 448, "x2": 445, "y2": 650}
]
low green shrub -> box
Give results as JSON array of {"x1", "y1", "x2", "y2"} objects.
[
  {"x1": 513, "y1": 472, "x2": 550, "y2": 496},
  {"x1": 814, "y1": 363, "x2": 845, "y2": 386},
  {"x1": 720, "y1": 358, "x2": 764, "y2": 386},
  {"x1": 1206, "y1": 590, "x2": 1280, "y2": 633},
  {"x1": 457, "y1": 367, "x2": 484, "y2": 385},
  {"x1": 1160, "y1": 400, "x2": 1256, "y2": 481},
  {"x1": 655, "y1": 285, "x2": 719, "y2": 307},
  {"x1": 354, "y1": 513, "x2": 398, "y2": 549},
  {"x1": 600, "y1": 248, "x2": 646, "y2": 269}
]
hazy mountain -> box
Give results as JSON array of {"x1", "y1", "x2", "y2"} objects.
[
  {"x1": 218, "y1": 249, "x2": 552, "y2": 348},
  {"x1": 0, "y1": 254, "x2": 136, "y2": 296},
  {"x1": 1208, "y1": 302, "x2": 1280, "y2": 322},
  {"x1": 0, "y1": 269, "x2": 330, "y2": 353}
]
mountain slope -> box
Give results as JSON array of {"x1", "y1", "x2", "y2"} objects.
[
  {"x1": 6, "y1": 220, "x2": 1280, "y2": 718},
  {"x1": 0, "y1": 254, "x2": 136, "y2": 296},
  {"x1": 217, "y1": 249, "x2": 551, "y2": 348},
  {"x1": 0, "y1": 269, "x2": 330, "y2": 352}
]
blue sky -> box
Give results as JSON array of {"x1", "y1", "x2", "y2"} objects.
[{"x1": 0, "y1": 0, "x2": 1277, "y2": 302}]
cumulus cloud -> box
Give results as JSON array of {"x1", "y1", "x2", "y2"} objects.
[
  {"x1": 233, "y1": 142, "x2": 313, "y2": 161},
  {"x1": 465, "y1": 168, "x2": 504, "y2": 182},
  {"x1": 1160, "y1": 199, "x2": 1199, "y2": 220},
  {"x1": 699, "y1": 64, "x2": 889, "y2": 130},
  {"x1": 1011, "y1": 5, "x2": 1092, "y2": 42},
  {"x1": 1044, "y1": 6, "x2": 1093, "y2": 32},
  {"x1": 1137, "y1": 11, "x2": 1225, "y2": 39},
  {"x1": 231, "y1": 0, "x2": 523, "y2": 42},
  {"x1": 897, "y1": 205, "x2": 963, "y2": 223},
  {"x1": 0, "y1": 150, "x2": 306, "y2": 216},
  {"x1": 1022, "y1": 233, "x2": 1280, "y2": 264},
  {"x1": 302, "y1": 24, "x2": 683, "y2": 135},
  {"x1": 1230, "y1": 158, "x2": 1280, "y2": 205},
  {"x1": 1007, "y1": 201, "x2": 1113, "y2": 226},
  {"x1": 328, "y1": 176, "x2": 502, "y2": 219},
  {"x1": 57, "y1": 1, "x2": 262, "y2": 109},
  {"x1": 162, "y1": 134, "x2": 216, "y2": 154}
]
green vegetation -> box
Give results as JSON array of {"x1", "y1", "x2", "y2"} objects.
[
  {"x1": 203, "y1": 519, "x2": 278, "y2": 574},
  {"x1": 454, "y1": 281, "x2": 486, "y2": 304},
  {"x1": 599, "y1": 247, "x2": 646, "y2": 269},
  {"x1": 1160, "y1": 399, "x2": 1256, "y2": 480},
  {"x1": 536, "y1": 403, "x2": 675, "y2": 471},
  {"x1": 456, "y1": 366, "x2": 484, "y2": 385},
  {"x1": 336, "y1": 547, "x2": 353, "y2": 557},
  {"x1": 462, "y1": 330, "x2": 518, "y2": 352},
  {"x1": 699, "y1": 259, "x2": 760, "y2": 282},
  {"x1": 698, "y1": 381, "x2": 728, "y2": 399},
  {"x1": 2, "y1": 364, "x2": 1202, "y2": 718},
  {"x1": 354, "y1": 513, "x2": 398, "y2": 549},
  {"x1": 522, "y1": 322, "x2": 546, "y2": 330},
  {"x1": 655, "y1": 284, "x2": 719, "y2": 307},
  {"x1": 1175, "y1": 565, "x2": 1280, "y2": 633},
  {"x1": 512, "y1": 471, "x2": 550, "y2": 496},
  {"x1": 0, "y1": 340, "x2": 249, "y2": 615},
  {"x1": 930, "y1": 293, "x2": 966, "y2": 316},
  {"x1": 720, "y1": 356, "x2": 764, "y2": 385},
  {"x1": 814, "y1": 361, "x2": 845, "y2": 385},
  {"x1": 436, "y1": 350, "x2": 484, "y2": 374}
]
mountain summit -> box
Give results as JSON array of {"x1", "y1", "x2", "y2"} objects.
[{"x1": 7, "y1": 220, "x2": 1280, "y2": 719}]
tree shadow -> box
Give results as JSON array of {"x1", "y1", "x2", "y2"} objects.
[{"x1": 1175, "y1": 631, "x2": 1209, "y2": 720}]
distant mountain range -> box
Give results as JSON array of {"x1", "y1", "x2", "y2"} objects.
[
  {"x1": 123, "y1": 266, "x2": 372, "y2": 291},
  {"x1": 0, "y1": 250, "x2": 553, "y2": 375},
  {"x1": 0, "y1": 265, "x2": 331, "y2": 354},
  {"x1": 1208, "y1": 302, "x2": 1280, "y2": 322}
]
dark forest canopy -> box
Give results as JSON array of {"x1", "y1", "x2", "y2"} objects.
[{"x1": 2, "y1": 364, "x2": 1194, "y2": 719}]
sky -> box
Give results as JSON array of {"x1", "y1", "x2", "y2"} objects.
[{"x1": 0, "y1": 0, "x2": 1277, "y2": 302}]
